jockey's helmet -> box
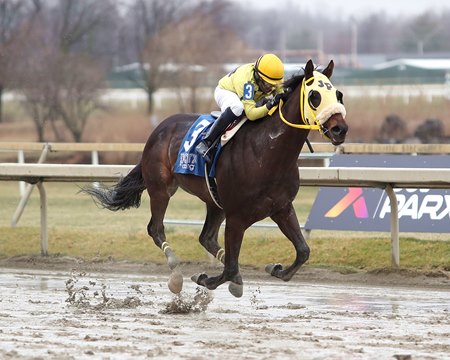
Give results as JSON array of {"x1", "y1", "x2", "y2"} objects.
[{"x1": 255, "y1": 54, "x2": 284, "y2": 85}]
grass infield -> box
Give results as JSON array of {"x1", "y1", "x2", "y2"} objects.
[{"x1": 0, "y1": 182, "x2": 448, "y2": 272}]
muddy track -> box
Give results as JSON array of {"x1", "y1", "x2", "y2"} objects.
[
  {"x1": 1, "y1": 255, "x2": 449, "y2": 289},
  {"x1": 0, "y1": 257, "x2": 449, "y2": 359}
]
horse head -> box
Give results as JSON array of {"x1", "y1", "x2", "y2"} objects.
[
  {"x1": 302, "y1": 59, "x2": 348, "y2": 145},
  {"x1": 281, "y1": 59, "x2": 348, "y2": 146}
]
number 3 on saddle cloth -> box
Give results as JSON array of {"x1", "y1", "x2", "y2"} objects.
[
  {"x1": 174, "y1": 113, "x2": 244, "y2": 177},
  {"x1": 174, "y1": 113, "x2": 245, "y2": 207}
]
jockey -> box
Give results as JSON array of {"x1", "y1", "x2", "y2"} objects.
[{"x1": 195, "y1": 53, "x2": 285, "y2": 163}]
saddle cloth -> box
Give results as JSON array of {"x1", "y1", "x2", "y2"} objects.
[{"x1": 173, "y1": 114, "x2": 246, "y2": 178}]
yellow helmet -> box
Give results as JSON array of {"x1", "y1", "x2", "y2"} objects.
[{"x1": 255, "y1": 54, "x2": 284, "y2": 85}]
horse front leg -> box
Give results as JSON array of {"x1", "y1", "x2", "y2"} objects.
[
  {"x1": 192, "y1": 219, "x2": 244, "y2": 297},
  {"x1": 266, "y1": 202, "x2": 310, "y2": 281}
]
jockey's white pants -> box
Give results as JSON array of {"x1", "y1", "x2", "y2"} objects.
[{"x1": 214, "y1": 86, "x2": 244, "y2": 117}]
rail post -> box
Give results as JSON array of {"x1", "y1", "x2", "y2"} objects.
[
  {"x1": 385, "y1": 184, "x2": 400, "y2": 268},
  {"x1": 17, "y1": 149, "x2": 26, "y2": 196},
  {"x1": 36, "y1": 182, "x2": 48, "y2": 256},
  {"x1": 11, "y1": 144, "x2": 50, "y2": 227}
]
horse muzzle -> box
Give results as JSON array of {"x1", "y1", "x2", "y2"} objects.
[
  {"x1": 328, "y1": 123, "x2": 348, "y2": 145},
  {"x1": 322, "y1": 113, "x2": 348, "y2": 146}
]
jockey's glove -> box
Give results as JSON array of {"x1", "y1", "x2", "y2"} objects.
[
  {"x1": 265, "y1": 93, "x2": 284, "y2": 110},
  {"x1": 256, "y1": 97, "x2": 269, "y2": 107}
]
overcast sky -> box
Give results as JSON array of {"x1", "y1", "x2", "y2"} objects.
[{"x1": 237, "y1": 0, "x2": 450, "y2": 19}]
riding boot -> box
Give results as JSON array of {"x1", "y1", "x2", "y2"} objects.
[{"x1": 195, "y1": 107, "x2": 239, "y2": 163}]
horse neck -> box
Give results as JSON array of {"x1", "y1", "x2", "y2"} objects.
[{"x1": 263, "y1": 88, "x2": 309, "y2": 162}]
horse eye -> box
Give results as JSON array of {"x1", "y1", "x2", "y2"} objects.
[
  {"x1": 336, "y1": 90, "x2": 344, "y2": 104},
  {"x1": 308, "y1": 90, "x2": 321, "y2": 110}
]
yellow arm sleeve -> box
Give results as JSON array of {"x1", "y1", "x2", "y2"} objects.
[{"x1": 242, "y1": 100, "x2": 269, "y2": 120}]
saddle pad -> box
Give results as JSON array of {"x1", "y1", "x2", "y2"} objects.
[{"x1": 174, "y1": 114, "x2": 222, "y2": 177}]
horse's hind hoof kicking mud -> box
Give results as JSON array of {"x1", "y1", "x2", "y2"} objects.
[
  {"x1": 265, "y1": 263, "x2": 289, "y2": 280},
  {"x1": 191, "y1": 273, "x2": 243, "y2": 298},
  {"x1": 265, "y1": 263, "x2": 299, "y2": 282}
]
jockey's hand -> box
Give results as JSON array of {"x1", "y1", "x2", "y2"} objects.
[
  {"x1": 265, "y1": 93, "x2": 284, "y2": 110},
  {"x1": 256, "y1": 97, "x2": 269, "y2": 107}
]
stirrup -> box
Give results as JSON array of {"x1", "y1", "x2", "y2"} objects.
[{"x1": 195, "y1": 141, "x2": 212, "y2": 163}]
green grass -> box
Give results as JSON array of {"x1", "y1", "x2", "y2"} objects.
[{"x1": 0, "y1": 182, "x2": 449, "y2": 271}]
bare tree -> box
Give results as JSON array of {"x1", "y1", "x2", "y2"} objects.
[
  {"x1": 18, "y1": 48, "x2": 105, "y2": 142},
  {"x1": 402, "y1": 13, "x2": 441, "y2": 54},
  {"x1": 0, "y1": 0, "x2": 41, "y2": 123},
  {"x1": 128, "y1": 0, "x2": 196, "y2": 114},
  {"x1": 155, "y1": 2, "x2": 248, "y2": 112},
  {"x1": 14, "y1": 0, "x2": 111, "y2": 142},
  {"x1": 15, "y1": 26, "x2": 58, "y2": 142},
  {"x1": 54, "y1": 54, "x2": 105, "y2": 142},
  {"x1": 49, "y1": 0, "x2": 115, "y2": 54}
]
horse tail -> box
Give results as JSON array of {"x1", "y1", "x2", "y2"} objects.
[{"x1": 81, "y1": 163, "x2": 146, "y2": 211}]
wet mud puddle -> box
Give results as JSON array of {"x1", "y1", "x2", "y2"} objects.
[{"x1": 0, "y1": 268, "x2": 448, "y2": 359}]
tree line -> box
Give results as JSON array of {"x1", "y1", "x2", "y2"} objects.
[{"x1": 1, "y1": 0, "x2": 448, "y2": 142}]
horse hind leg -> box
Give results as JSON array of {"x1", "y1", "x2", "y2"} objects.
[
  {"x1": 147, "y1": 189, "x2": 183, "y2": 294},
  {"x1": 198, "y1": 204, "x2": 226, "y2": 263}
]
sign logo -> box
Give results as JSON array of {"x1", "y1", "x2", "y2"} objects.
[
  {"x1": 377, "y1": 189, "x2": 450, "y2": 220},
  {"x1": 305, "y1": 154, "x2": 450, "y2": 233},
  {"x1": 325, "y1": 187, "x2": 368, "y2": 218}
]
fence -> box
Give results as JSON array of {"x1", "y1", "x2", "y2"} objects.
[
  {"x1": 1, "y1": 162, "x2": 450, "y2": 267},
  {"x1": 2, "y1": 142, "x2": 450, "y2": 265},
  {"x1": 2, "y1": 141, "x2": 450, "y2": 159}
]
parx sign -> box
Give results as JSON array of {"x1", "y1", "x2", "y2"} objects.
[{"x1": 305, "y1": 155, "x2": 450, "y2": 233}]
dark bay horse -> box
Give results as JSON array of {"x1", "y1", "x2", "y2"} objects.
[{"x1": 82, "y1": 59, "x2": 348, "y2": 297}]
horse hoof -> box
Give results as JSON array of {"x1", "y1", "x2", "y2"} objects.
[
  {"x1": 167, "y1": 253, "x2": 179, "y2": 270},
  {"x1": 265, "y1": 263, "x2": 283, "y2": 276},
  {"x1": 191, "y1": 273, "x2": 208, "y2": 286},
  {"x1": 168, "y1": 270, "x2": 183, "y2": 294},
  {"x1": 228, "y1": 282, "x2": 243, "y2": 298}
]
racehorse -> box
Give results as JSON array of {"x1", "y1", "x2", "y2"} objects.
[{"x1": 82, "y1": 59, "x2": 348, "y2": 297}]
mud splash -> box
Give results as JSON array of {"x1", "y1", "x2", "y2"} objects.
[
  {"x1": 161, "y1": 287, "x2": 214, "y2": 314},
  {"x1": 65, "y1": 271, "x2": 149, "y2": 310},
  {"x1": 64, "y1": 270, "x2": 213, "y2": 314}
]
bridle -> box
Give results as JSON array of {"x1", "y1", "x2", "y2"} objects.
[
  {"x1": 269, "y1": 74, "x2": 345, "y2": 138},
  {"x1": 269, "y1": 76, "x2": 326, "y2": 135}
]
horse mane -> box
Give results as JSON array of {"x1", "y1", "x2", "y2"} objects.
[
  {"x1": 283, "y1": 73, "x2": 304, "y2": 92},
  {"x1": 283, "y1": 64, "x2": 321, "y2": 93}
]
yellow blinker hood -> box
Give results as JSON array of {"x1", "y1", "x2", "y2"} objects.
[{"x1": 302, "y1": 71, "x2": 346, "y2": 126}]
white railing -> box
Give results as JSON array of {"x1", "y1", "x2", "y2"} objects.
[
  {"x1": 1, "y1": 162, "x2": 450, "y2": 267},
  {"x1": 2, "y1": 142, "x2": 450, "y2": 164},
  {"x1": 2, "y1": 142, "x2": 450, "y2": 266},
  {"x1": 2, "y1": 141, "x2": 450, "y2": 178}
]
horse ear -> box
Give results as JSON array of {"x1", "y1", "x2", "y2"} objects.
[
  {"x1": 304, "y1": 59, "x2": 314, "y2": 81},
  {"x1": 322, "y1": 60, "x2": 334, "y2": 78}
]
